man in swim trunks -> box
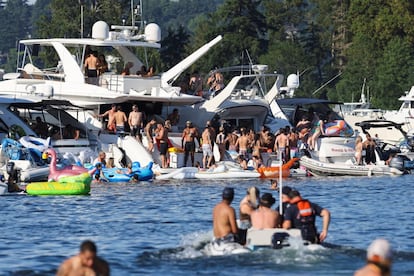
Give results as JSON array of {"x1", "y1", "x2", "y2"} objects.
[
  {"x1": 144, "y1": 119, "x2": 157, "y2": 152},
  {"x1": 201, "y1": 126, "x2": 213, "y2": 169},
  {"x1": 274, "y1": 127, "x2": 289, "y2": 163},
  {"x1": 84, "y1": 51, "x2": 99, "y2": 85},
  {"x1": 235, "y1": 128, "x2": 250, "y2": 156},
  {"x1": 182, "y1": 121, "x2": 198, "y2": 167},
  {"x1": 128, "y1": 104, "x2": 143, "y2": 141},
  {"x1": 56, "y1": 240, "x2": 109, "y2": 276},
  {"x1": 212, "y1": 187, "x2": 239, "y2": 244},
  {"x1": 155, "y1": 123, "x2": 169, "y2": 168},
  {"x1": 354, "y1": 238, "x2": 392, "y2": 276},
  {"x1": 114, "y1": 105, "x2": 127, "y2": 134}
]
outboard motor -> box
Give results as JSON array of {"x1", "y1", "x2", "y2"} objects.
[
  {"x1": 389, "y1": 155, "x2": 407, "y2": 173},
  {"x1": 271, "y1": 232, "x2": 290, "y2": 249},
  {"x1": 6, "y1": 161, "x2": 21, "y2": 192}
]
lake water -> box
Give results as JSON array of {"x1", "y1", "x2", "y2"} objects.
[{"x1": 1, "y1": 174, "x2": 414, "y2": 275}]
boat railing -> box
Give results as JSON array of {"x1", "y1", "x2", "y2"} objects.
[{"x1": 101, "y1": 73, "x2": 161, "y2": 94}]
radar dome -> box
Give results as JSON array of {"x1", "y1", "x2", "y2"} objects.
[
  {"x1": 287, "y1": 74, "x2": 299, "y2": 89},
  {"x1": 92, "y1": 21, "x2": 109, "y2": 40},
  {"x1": 144, "y1": 23, "x2": 161, "y2": 43}
]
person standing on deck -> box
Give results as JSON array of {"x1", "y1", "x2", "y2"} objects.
[
  {"x1": 114, "y1": 105, "x2": 127, "y2": 134},
  {"x1": 84, "y1": 51, "x2": 99, "y2": 85},
  {"x1": 128, "y1": 104, "x2": 143, "y2": 141},
  {"x1": 155, "y1": 123, "x2": 169, "y2": 168},
  {"x1": 144, "y1": 119, "x2": 157, "y2": 152},
  {"x1": 97, "y1": 104, "x2": 116, "y2": 133},
  {"x1": 182, "y1": 121, "x2": 199, "y2": 167}
]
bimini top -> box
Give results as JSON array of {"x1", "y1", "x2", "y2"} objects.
[{"x1": 276, "y1": 98, "x2": 343, "y2": 106}]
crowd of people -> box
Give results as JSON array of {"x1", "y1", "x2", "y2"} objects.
[{"x1": 213, "y1": 185, "x2": 331, "y2": 248}]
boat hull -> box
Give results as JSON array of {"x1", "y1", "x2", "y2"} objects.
[{"x1": 300, "y1": 156, "x2": 403, "y2": 176}]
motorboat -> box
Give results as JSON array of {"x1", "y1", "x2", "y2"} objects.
[{"x1": 383, "y1": 86, "x2": 414, "y2": 131}]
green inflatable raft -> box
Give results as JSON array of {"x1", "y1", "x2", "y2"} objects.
[{"x1": 26, "y1": 173, "x2": 92, "y2": 195}]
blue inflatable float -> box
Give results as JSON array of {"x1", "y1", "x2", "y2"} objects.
[{"x1": 94, "y1": 161, "x2": 153, "y2": 182}]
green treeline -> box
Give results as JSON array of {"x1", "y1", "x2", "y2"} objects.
[{"x1": 1, "y1": 0, "x2": 414, "y2": 110}]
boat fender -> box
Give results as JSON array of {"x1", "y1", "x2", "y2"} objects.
[{"x1": 271, "y1": 232, "x2": 290, "y2": 249}]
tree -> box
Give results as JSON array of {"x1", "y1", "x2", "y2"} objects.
[
  {"x1": 0, "y1": 0, "x2": 31, "y2": 54},
  {"x1": 160, "y1": 25, "x2": 190, "y2": 71}
]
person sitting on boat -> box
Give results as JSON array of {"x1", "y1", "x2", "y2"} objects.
[
  {"x1": 237, "y1": 154, "x2": 248, "y2": 170},
  {"x1": 136, "y1": 65, "x2": 147, "y2": 76},
  {"x1": 354, "y1": 238, "x2": 392, "y2": 276},
  {"x1": 355, "y1": 135, "x2": 363, "y2": 165},
  {"x1": 56, "y1": 240, "x2": 110, "y2": 276},
  {"x1": 32, "y1": 116, "x2": 49, "y2": 138},
  {"x1": 296, "y1": 115, "x2": 312, "y2": 142},
  {"x1": 363, "y1": 133, "x2": 377, "y2": 165},
  {"x1": 247, "y1": 155, "x2": 263, "y2": 170},
  {"x1": 251, "y1": 193, "x2": 280, "y2": 229},
  {"x1": 212, "y1": 187, "x2": 239, "y2": 245},
  {"x1": 238, "y1": 186, "x2": 260, "y2": 244},
  {"x1": 167, "y1": 108, "x2": 180, "y2": 130},
  {"x1": 121, "y1": 61, "x2": 133, "y2": 76},
  {"x1": 182, "y1": 121, "x2": 199, "y2": 167},
  {"x1": 62, "y1": 124, "x2": 80, "y2": 140},
  {"x1": 283, "y1": 189, "x2": 330, "y2": 244}
]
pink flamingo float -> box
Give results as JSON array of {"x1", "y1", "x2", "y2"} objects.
[{"x1": 42, "y1": 148, "x2": 95, "y2": 182}]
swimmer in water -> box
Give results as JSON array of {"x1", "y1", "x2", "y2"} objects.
[{"x1": 56, "y1": 240, "x2": 110, "y2": 276}]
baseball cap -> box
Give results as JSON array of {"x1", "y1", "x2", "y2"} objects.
[{"x1": 367, "y1": 238, "x2": 392, "y2": 261}]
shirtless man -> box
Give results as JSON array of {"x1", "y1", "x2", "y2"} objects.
[
  {"x1": 274, "y1": 128, "x2": 289, "y2": 163},
  {"x1": 144, "y1": 119, "x2": 156, "y2": 152},
  {"x1": 97, "y1": 104, "x2": 116, "y2": 133},
  {"x1": 84, "y1": 51, "x2": 99, "y2": 85},
  {"x1": 250, "y1": 193, "x2": 280, "y2": 229},
  {"x1": 354, "y1": 238, "x2": 392, "y2": 276},
  {"x1": 128, "y1": 104, "x2": 143, "y2": 141},
  {"x1": 155, "y1": 123, "x2": 169, "y2": 168},
  {"x1": 181, "y1": 121, "x2": 198, "y2": 167},
  {"x1": 56, "y1": 240, "x2": 109, "y2": 276},
  {"x1": 212, "y1": 187, "x2": 238, "y2": 244},
  {"x1": 114, "y1": 106, "x2": 127, "y2": 133},
  {"x1": 235, "y1": 128, "x2": 250, "y2": 156},
  {"x1": 201, "y1": 126, "x2": 213, "y2": 169}
]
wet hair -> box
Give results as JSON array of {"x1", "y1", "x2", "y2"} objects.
[
  {"x1": 80, "y1": 240, "x2": 97, "y2": 253},
  {"x1": 222, "y1": 187, "x2": 234, "y2": 201},
  {"x1": 247, "y1": 186, "x2": 260, "y2": 208}
]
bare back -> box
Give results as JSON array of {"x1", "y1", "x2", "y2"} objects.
[
  {"x1": 114, "y1": 111, "x2": 127, "y2": 126},
  {"x1": 212, "y1": 201, "x2": 238, "y2": 239},
  {"x1": 250, "y1": 207, "x2": 279, "y2": 229}
]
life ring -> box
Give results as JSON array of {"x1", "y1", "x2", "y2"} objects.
[
  {"x1": 9, "y1": 124, "x2": 26, "y2": 140},
  {"x1": 324, "y1": 120, "x2": 346, "y2": 136}
]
